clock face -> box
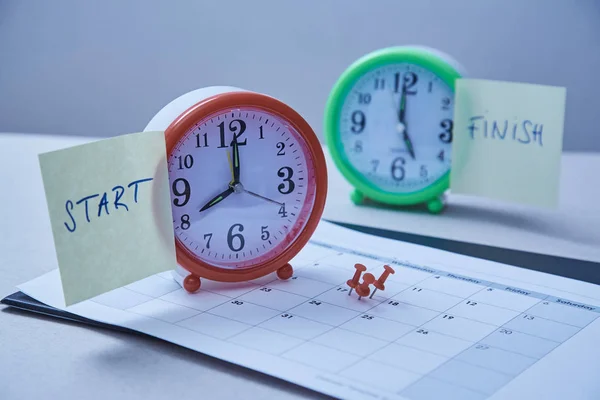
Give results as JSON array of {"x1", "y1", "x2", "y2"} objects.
[
  {"x1": 168, "y1": 107, "x2": 317, "y2": 270},
  {"x1": 339, "y1": 63, "x2": 454, "y2": 194}
]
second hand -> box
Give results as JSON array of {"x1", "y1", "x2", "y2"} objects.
[
  {"x1": 244, "y1": 189, "x2": 284, "y2": 206},
  {"x1": 228, "y1": 150, "x2": 282, "y2": 206}
]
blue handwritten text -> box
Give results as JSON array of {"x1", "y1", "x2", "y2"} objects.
[
  {"x1": 468, "y1": 116, "x2": 543, "y2": 147},
  {"x1": 64, "y1": 178, "x2": 153, "y2": 233}
]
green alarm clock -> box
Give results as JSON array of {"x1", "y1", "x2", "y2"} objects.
[{"x1": 324, "y1": 46, "x2": 465, "y2": 213}]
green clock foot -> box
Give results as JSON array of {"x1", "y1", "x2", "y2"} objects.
[
  {"x1": 427, "y1": 197, "x2": 445, "y2": 214},
  {"x1": 350, "y1": 189, "x2": 366, "y2": 205}
]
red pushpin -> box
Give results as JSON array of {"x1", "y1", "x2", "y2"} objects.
[
  {"x1": 347, "y1": 263, "x2": 366, "y2": 296},
  {"x1": 355, "y1": 273, "x2": 375, "y2": 300},
  {"x1": 370, "y1": 265, "x2": 395, "y2": 299}
]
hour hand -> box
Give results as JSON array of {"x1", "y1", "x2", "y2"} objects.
[
  {"x1": 199, "y1": 187, "x2": 234, "y2": 212},
  {"x1": 403, "y1": 131, "x2": 416, "y2": 160}
]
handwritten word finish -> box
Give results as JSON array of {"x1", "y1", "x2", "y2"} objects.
[
  {"x1": 468, "y1": 117, "x2": 543, "y2": 147},
  {"x1": 451, "y1": 79, "x2": 566, "y2": 208}
]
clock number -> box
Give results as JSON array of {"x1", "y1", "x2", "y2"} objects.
[
  {"x1": 439, "y1": 119, "x2": 453, "y2": 143},
  {"x1": 218, "y1": 119, "x2": 247, "y2": 148},
  {"x1": 354, "y1": 140, "x2": 363, "y2": 153},
  {"x1": 218, "y1": 122, "x2": 227, "y2": 148},
  {"x1": 195, "y1": 133, "x2": 208, "y2": 148},
  {"x1": 227, "y1": 223, "x2": 245, "y2": 252},
  {"x1": 404, "y1": 72, "x2": 418, "y2": 95},
  {"x1": 351, "y1": 110, "x2": 366, "y2": 133},
  {"x1": 259, "y1": 126, "x2": 264, "y2": 140},
  {"x1": 437, "y1": 150, "x2": 445, "y2": 162},
  {"x1": 391, "y1": 157, "x2": 405, "y2": 181},
  {"x1": 172, "y1": 178, "x2": 190, "y2": 207},
  {"x1": 420, "y1": 165, "x2": 428, "y2": 178},
  {"x1": 394, "y1": 72, "x2": 418, "y2": 94},
  {"x1": 203, "y1": 233, "x2": 213, "y2": 249},
  {"x1": 277, "y1": 167, "x2": 295, "y2": 195},
  {"x1": 371, "y1": 159, "x2": 380, "y2": 173},
  {"x1": 428, "y1": 81, "x2": 433, "y2": 93},
  {"x1": 276, "y1": 142, "x2": 285, "y2": 156},
  {"x1": 177, "y1": 154, "x2": 194, "y2": 170},
  {"x1": 442, "y1": 97, "x2": 451, "y2": 110},
  {"x1": 180, "y1": 214, "x2": 190, "y2": 230},
  {"x1": 374, "y1": 78, "x2": 385, "y2": 90},
  {"x1": 278, "y1": 203, "x2": 288, "y2": 218},
  {"x1": 358, "y1": 93, "x2": 372, "y2": 104},
  {"x1": 261, "y1": 226, "x2": 270, "y2": 241}
]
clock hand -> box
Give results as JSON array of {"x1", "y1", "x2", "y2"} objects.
[
  {"x1": 402, "y1": 132, "x2": 416, "y2": 160},
  {"x1": 243, "y1": 189, "x2": 284, "y2": 206},
  {"x1": 399, "y1": 85, "x2": 407, "y2": 123},
  {"x1": 227, "y1": 150, "x2": 235, "y2": 185},
  {"x1": 232, "y1": 137, "x2": 241, "y2": 183},
  {"x1": 397, "y1": 85, "x2": 416, "y2": 160},
  {"x1": 199, "y1": 186, "x2": 235, "y2": 212}
]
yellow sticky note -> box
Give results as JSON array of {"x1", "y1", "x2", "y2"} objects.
[
  {"x1": 39, "y1": 131, "x2": 176, "y2": 305},
  {"x1": 450, "y1": 79, "x2": 566, "y2": 208}
]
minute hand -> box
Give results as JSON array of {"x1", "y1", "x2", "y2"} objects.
[
  {"x1": 232, "y1": 138, "x2": 241, "y2": 183},
  {"x1": 398, "y1": 86, "x2": 416, "y2": 160}
]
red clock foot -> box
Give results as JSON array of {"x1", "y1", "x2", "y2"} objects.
[
  {"x1": 277, "y1": 263, "x2": 294, "y2": 280},
  {"x1": 183, "y1": 274, "x2": 201, "y2": 293}
]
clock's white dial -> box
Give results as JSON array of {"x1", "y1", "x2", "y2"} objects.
[
  {"x1": 339, "y1": 63, "x2": 453, "y2": 193},
  {"x1": 168, "y1": 108, "x2": 317, "y2": 270}
]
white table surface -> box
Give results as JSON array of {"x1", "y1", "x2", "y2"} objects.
[
  {"x1": 1, "y1": 132, "x2": 599, "y2": 400},
  {"x1": 324, "y1": 147, "x2": 600, "y2": 264}
]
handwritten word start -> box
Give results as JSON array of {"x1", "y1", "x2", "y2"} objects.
[
  {"x1": 468, "y1": 116, "x2": 544, "y2": 147},
  {"x1": 63, "y1": 178, "x2": 153, "y2": 233}
]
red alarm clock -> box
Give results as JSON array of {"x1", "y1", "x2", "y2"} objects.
[{"x1": 145, "y1": 87, "x2": 327, "y2": 292}]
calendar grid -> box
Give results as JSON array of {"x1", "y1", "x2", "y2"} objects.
[
  {"x1": 400, "y1": 297, "x2": 544, "y2": 398},
  {"x1": 335, "y1": 277, "x2": 491, "y2": 379},
  {"x1": 86, "y1": 239, "x2": 600, "y2": 399}
]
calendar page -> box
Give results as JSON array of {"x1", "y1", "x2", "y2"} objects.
[{"x1": 18, "y1": 221, "x2": 600, "y2": 400}]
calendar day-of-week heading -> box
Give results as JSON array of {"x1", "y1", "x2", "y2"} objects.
[
  {"x1": 308, "y1": 241, "x2": 600, "y2": 313},
  {"x1": 550, "y1": 297, "x2": 599, "y2": 312}
]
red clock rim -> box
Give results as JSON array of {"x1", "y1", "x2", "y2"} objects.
[{"x1": 163, "y1": 91, "x2": 328, "y2": 282}]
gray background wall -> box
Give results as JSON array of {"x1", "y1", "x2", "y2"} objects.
[{"x1": 0, "y1": 0, "x2": 599, "y2": 151}]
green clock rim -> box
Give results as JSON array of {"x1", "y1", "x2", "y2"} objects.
[{"x1": 324, "y1": 46, "x2": 463, "y2": 206}]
